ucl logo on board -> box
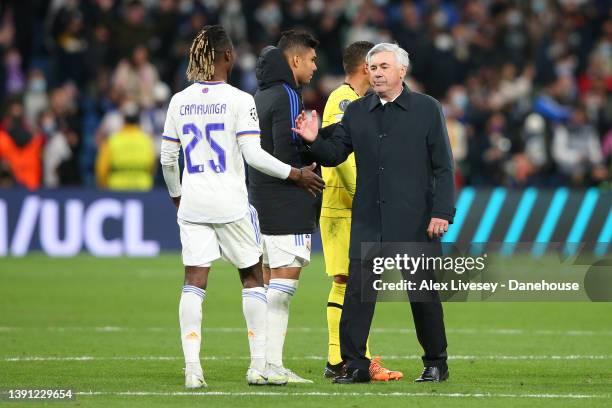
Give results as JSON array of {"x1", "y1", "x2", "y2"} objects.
[{"x1": 0, "y1": 194, "x2": 167, "y2": 257}]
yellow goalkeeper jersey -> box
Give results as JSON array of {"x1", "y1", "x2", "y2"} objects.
[{"x1": 321, "y1": 83, "x2": 359, "y2": 218}]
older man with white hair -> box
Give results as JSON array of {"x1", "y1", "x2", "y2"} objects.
[{"x1": 293, "y1": 43, "x2": 456, "y2": 384}]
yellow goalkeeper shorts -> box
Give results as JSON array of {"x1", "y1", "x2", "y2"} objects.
[{"x1": 320, "y1": 216, "x2": 351, "y2": 277}]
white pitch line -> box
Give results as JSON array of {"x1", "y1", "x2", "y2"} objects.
[
  {"x1": 1, "y1": 326, "x2": 612, "y2": 336},
  {"x1": 4, "y1": 355, "x2": 612, "y2": 362},
  {"x1": 72, "y1": 391, "x2": 607, "y2": 399}
]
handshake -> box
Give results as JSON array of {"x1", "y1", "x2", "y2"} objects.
[{"x1": 288, "y1": 162, "x2": 325, "y2": 197}]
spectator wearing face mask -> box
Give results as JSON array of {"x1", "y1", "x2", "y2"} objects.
[
  {"x1": 24, "y1": 69, "x2": 49, "y2": 126},
  {"x1": 552, "y1": 105, "x2": 608, "y2": 186},
  {"x1": 442, "y1": 85, "x2": 469, "y2": 187}
]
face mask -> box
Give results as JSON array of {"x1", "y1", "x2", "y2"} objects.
[
  {"x1": 258, "y1": 6, "x2": 281, "y2": 26},
  {"x1": 531, "y1": 0, "x2": 546, "y2": 13},
  {"x1": 180, "y1": 2, "x2": 193, "y2": 14},
  {"x1": 42, "y1": 119, "x2": 56, "y2": 134},
  {"x1": 435, "y1": 34, "x2": 454, "y2": 52},
  {"x1": 29, "y1": 78, "x2": 47, "y2": 93},
  {"x1": 452, "y1": 92, "x2": 468, "y2": 110},
  {"x1": 240, "y1": 53, "x2": 256, "y2": 71},
  {"x1": 494, "y1": 136, "x2": 511, "y2": 152}
]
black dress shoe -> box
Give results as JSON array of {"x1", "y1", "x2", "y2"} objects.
[
  {"x1": 414, "y1": 366, "x2": 449, "y2": 382},
  {"x1": 332, "y1": 368, "x2": 370, "y2": 384},
  {"x1": 324, "y1": 361, "x2": 345, "y2": 378},
  {"x1": 323, "y1": 361, "x2": 346, "y2": 378}
]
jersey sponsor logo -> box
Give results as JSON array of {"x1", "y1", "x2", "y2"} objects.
[{"x1": 339, "y1": 99, "x2": 351, "y2": 112}]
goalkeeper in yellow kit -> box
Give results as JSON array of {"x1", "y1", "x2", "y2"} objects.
[{"x1": 321, "y1": 41, "x2": 403, "y2": 381}]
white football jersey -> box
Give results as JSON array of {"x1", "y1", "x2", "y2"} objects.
[{"x1": 162, "y1": 81, "x2": 260, "y2": 223}]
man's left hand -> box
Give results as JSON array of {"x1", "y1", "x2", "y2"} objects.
[
  {"x1": 427, "y1": 217, "x2": 448, "y2": 239},
  {"x1": 292, "y1": 110, "x2": 319, "y2": 143}
]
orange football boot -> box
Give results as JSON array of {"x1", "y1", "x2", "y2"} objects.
[{"x1": 369, "y1": 356, "x2": 404, "y2": 381}]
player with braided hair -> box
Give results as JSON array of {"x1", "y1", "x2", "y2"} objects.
[{"x1": 186, "y1": 25, "x2": 228, "y2": 82}]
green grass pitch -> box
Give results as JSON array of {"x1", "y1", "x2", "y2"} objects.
[{"x1": 1, "y1": 253, "x2": 611, "y2": 407}]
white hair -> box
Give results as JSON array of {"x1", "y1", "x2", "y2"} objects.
[{"x1": 366, "y1": 43, "x2": 410, "y2": 70}]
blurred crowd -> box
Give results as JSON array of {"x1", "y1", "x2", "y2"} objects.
[{"x1": 0, "y1": 0, "x2": 611, "y2": 191}]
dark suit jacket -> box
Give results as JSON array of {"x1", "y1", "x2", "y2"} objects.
[{"x1": 309, "y1": 86, "x2": 456, "y2": 258}]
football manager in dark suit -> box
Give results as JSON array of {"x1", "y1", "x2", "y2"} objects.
[{"x1": 292, "y1": 43, "x2": 456, "y2": 384}]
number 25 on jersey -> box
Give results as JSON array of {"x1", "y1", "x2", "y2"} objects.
[{"x1": 183, "y1": 122, "x2": 226, "y2": 174}]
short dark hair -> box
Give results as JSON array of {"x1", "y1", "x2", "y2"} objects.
[
  {"x1": 127, "y1": 0, "x2": 143, "y2": 9},
  {"x1": 277, "y1": 30, "x2": 319, "y2": 54},
  {"x1": 342, "y1": 41, "x2": 374, "y2": 74}
]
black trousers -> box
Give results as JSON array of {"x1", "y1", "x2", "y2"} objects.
[{"x1": 339, "y1": 258, "x2": 448, "y2": 371}]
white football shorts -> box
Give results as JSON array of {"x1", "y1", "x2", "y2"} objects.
[
  {"x1": 178, "y1": 205, "x2": 262, "y2": 268},
  {"x1": 262, "y1": 233, "x2": 312, "y2": 269}
]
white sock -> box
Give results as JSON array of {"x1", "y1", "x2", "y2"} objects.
[
  {"x1": 266, "y1": 278, "x2": 298, "y2": 367},
  {"x1": 179, "y1": 285, "x2": 205, "y2": 370},
  {"x1": 242, "y1": 287, "x2": 267, "y2": 372}
]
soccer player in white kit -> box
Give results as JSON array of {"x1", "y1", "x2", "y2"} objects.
[{"x1": 160, "y1": 25, "x2": 324, "y2": 388}]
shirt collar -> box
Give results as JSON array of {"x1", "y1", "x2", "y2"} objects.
[
  {"x1": 197, "y1": 81, "x2": 225, "y2": 85},
  {"x1": 368, "y1": 84, "x2": 411, "y2": 111},
  {"x1": 380, "y1": 94, "x2": 398, "y2": 106}
]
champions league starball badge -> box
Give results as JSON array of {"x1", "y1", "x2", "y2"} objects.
[{"x1": 339, "y1": 99, "x2": 351, "y2": 112}]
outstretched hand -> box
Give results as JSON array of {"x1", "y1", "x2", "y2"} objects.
[{"x1": 292, "y1": 110, "x2": 319, "y2": 143}]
